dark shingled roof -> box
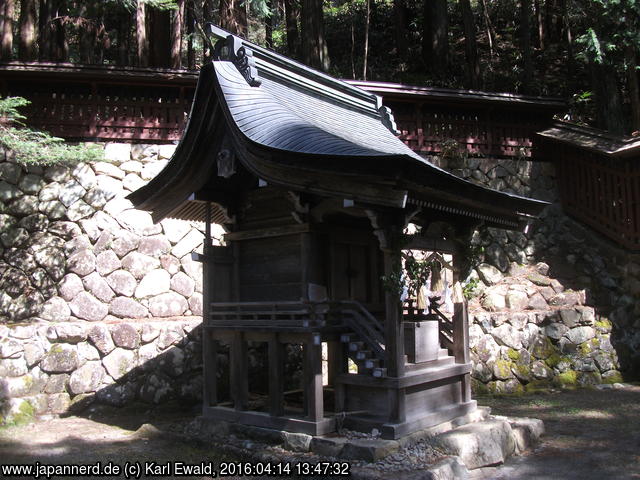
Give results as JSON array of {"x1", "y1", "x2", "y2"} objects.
[{"x1": 128, "y1": 26, "x2": 548, "y2": 229}]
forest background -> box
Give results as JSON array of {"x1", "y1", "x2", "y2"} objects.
[{"x1": 0, "y1": 0, "x2": 638, "y2": 136}]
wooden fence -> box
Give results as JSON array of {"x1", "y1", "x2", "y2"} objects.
[
  {"x1": 347, "y1": 81, "x2": 564, "y2": 159},
  {"x1": 0, "y1": 62, "x2": 197, "y2": 142},
  {"x1": 1, "y1": 63, "x2": 564, "y2": 155},
  {"x1": 536, "y1": 122, "x2": 640, "y2": 250}
]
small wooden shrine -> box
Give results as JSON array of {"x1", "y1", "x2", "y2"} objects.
[{"x1": 129, "y1": 26, "x2": 547, "y2": 439}]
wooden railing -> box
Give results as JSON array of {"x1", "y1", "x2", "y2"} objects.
[
  {"x1": 209, "y1": 301, "x2": 329, "y2": 330},
  {"x1": 535, "y1": 121, "x2": 640, "y2": 250},
  {"x1": 348, "y1": 81, "x2": 565, "y2": 159},
  {"x1": 0, "y1": 62, "x2": 196, "y2": 142},
  {"x1": 334, "y1": 300, "x2": 385, "y2": 360}
]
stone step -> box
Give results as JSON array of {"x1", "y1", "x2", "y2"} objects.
[
  {"x1": 340, "y1": 333, "x2": 355, "y2": 343},
  {"x1": 429, "y1": 416, "x2": 544, "y2": 470},
  {"x1": 355, "y1": 349, "x2": 371, "y2": 360},
  {"x1": 364, "y1": 358, "x2": 380, "y2": 369}
]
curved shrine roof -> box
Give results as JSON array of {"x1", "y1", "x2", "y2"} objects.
[{"x1": 128, "y1": 26, "x2": 548, "y2": 229}]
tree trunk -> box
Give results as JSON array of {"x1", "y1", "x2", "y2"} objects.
[
  {"x1": 171, "y1": 0, "x2": 184, "y2": 68},
  {"x1": 136, "y1": 0, "x2": 148, "y2": 67},
  {"x1": 1, "y1": 0, "x2": 14, "y2": 60},
  {"x1": 78, "y1": 3, "x2": 95, "y2": 64},
  {"x1": 519, "y1": 0, "x2": 533, "y2": 94},
  {"x1": 219, "y1": 0, "x2": 247, "y2": 37},
  {"x1": 534, "y1": 0, "x2": 544, "y2": 49},
  {"x1": 265, "y1": 0, "x2": 273, "y2": 48},
  {"x1": 51, "y1": 0, "x2": 68, "y2": 62},
  {"x1": 563, "y1": 0, "x2": 574, "y2": 95},
  {"x1": 202, "y1": 0, "x2": 214, "y2": 61},
  {"x1": 350, "y1": 17, "x2": 355, "y2": 79},
  {"x1": 626, "y1": 47, "x2": 640, "y2": 133},
  {"x1": 479, "y1": 0, "x2": 494, "y2": 59},
  {"x1": 38, "y1": 0, "x2": 50, "y2": 60},
  {"x1": 284, "y1": 0, "x2": 299, "y2": 58},
  {"x1": 393, "y1": 0, "x2": 408, "y2": 58},
  {"x1": 149, "y1": 5, "x2": 171, "y2": 68},
  {"x1": 459, "y1": 0, "x2": 480, "y2": 89},
  {"x1": 592, "y1": 61, "x2": 625, "y2": 135},
  {"x1": 186, "y1": 1, "x2": 194, "y2": 69},
  {"x1": 117, "y1": 8, "x2": 130, "y2": 66},
  {"x1": 18, "y1": 0, "x2": 36, "y2": 60},
  {"x1": 362, "y1": 0, "x2": 370, "y2": 80},
  {"x1": 545, "y1": 0, "x2": 561, "y2": 44},
  {"x1": 301, "y1": 0, "x2": 329, "y2": 71},
  {"x1": 422, "y1": 0, "x2": 449, "y2": 78}
]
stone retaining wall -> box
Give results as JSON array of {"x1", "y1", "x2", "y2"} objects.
[
  {"x1": 438, "y1": 152, "x2": 639, "y2": 388},
  {"x1": 0, "y1": 143, "x2": 226, "y2": 323},
  {"x1": 0, "y1": 319, "x2": 202, "y2": 423}
]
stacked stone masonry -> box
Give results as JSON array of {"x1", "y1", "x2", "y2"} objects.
[
  {"x1": 0, "y1": 143, "x2": 227, "y2": 324},
  {"x1": 1, "y1": 143, "x2": 639, "y2": 423},
  {"x1": 0, "y1": 319, "x2": 202, "y2": 423},
  {"x1": 438, "y1": 151, "x2": 638, "y2": 389}
]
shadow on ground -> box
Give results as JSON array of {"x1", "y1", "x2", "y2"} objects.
[
  {"x1": 475, "y1": 385, "x2": 640, "y2": 480},
  {"x1": 0, "y1": 407, "x2": 243, "y2": 479}
]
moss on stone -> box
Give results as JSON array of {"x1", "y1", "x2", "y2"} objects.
[
  {"x1": 507, "y1": 349, "x2": 520, "y2": 361},
  {"x1": 494, "y1": 359, "x2": 515, "y2": 380},
  {"x1": 515, "y1": 363, "x2": 531, "y2": 380},
  {"x1": 509, "y1": 382, "x2": 525, "y2": 395},
  {"x1": 546, "y1": 353, "x2": 562, "y2": 368},
  {"x1": 595, "y1": 318, "x2": 612, "y2": 330},
  {"x1": 578, "y1": 342, "x2": 593, "y2": 356},
  {"x1": 532, "y1": 337, "x2": 555, "y2": 360},
  {"x1": 486, "y1": 381, "x2": 501, "y2": 394},
  {"x1": 603, "y1": 371, "x2": 624, "y2": 384},
  {"x1": 553, "y1": 370, "x2": 579, "y2": 388},
  {"x1": 471, "y1": 379, "x2": 489, "y2": 395}
]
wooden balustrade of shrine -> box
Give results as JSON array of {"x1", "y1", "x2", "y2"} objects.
[
  {"x1": 535, "y1": 121, "x2": 640, "y2": 251},
  {"x1": 1, "y1": 62, "x2": 564, "y2": 156},
  {"x1": 0, "y1": 62, "x2": 198, "y2": 142}
]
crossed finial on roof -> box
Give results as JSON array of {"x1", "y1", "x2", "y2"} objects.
[{"x1": 213, "y1": 34, "x2": 262, "y2": 88}]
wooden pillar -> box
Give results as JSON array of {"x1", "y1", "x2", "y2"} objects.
[
  {"x1": 387, "y1": 387, "x2": 406, "y2": 423},
  {"x1": 452, "y1": 300, "x2": 470, "y2": 364},
  {"x1": 304, "y1": 337, "x2": 323, "y2": 422},
  {"x1": 453, "y1": 300, "x2": 472, "y2": 403},
  {"x1": 231, "y1": 332, "x2": 248, "y2": 410},
  {"x1": 203, "y1": 334, "x2": 218, "y2": 406},
  {"x1": 329, "y1": 340, "x2": 347, "y2": 412},
  {"x1": 268, "y1": 334, "x2": 284, "y2": 416},
  {"x1": 300, "y1": 231, "x2": 311, "y2": 300},
  {"x1": 202, "y1": 202, "x2": 214, "y2": 411},
  {"x1": 383, "y1": 248, "x2": 405, "y2": 378},
  {"x1": 327, "y1": 341, "x2": 346, "y2": 386}
]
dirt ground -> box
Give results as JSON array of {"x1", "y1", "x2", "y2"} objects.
[
  {"x1": 476, "y1": 384, "x2": 640, "y2": 480},
  {"x1": 1, "y1": 386, "x2": 639, "y2": 479}
]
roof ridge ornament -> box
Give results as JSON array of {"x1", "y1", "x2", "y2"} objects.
[
  {"x1": 378, "y1": 105, "x2": 399, "y2": 135},
  {"x1": 213, "y1": 34, "x2": 262, "y2": 87}
]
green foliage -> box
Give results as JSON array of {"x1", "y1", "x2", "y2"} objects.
[
  {"x1": 381, "y1": 265, "x2": 403, "y2": 297},
  {"x1": 462, "y1": 277, "x2": 480, "y2": 300},
  {"x1": 0, "y1": 97, "x2": 103, "y2": 166}
]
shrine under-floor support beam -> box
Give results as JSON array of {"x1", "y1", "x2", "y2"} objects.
[
  {"x1": 231, "y1": 332, "x2": 248, "y2": 410},
  {"x1": 304, "y1": 339, "x2": 324, "y2": 422},
  {"x1": 268, "y1": 334, "x2": 285, "y2": 416}
]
